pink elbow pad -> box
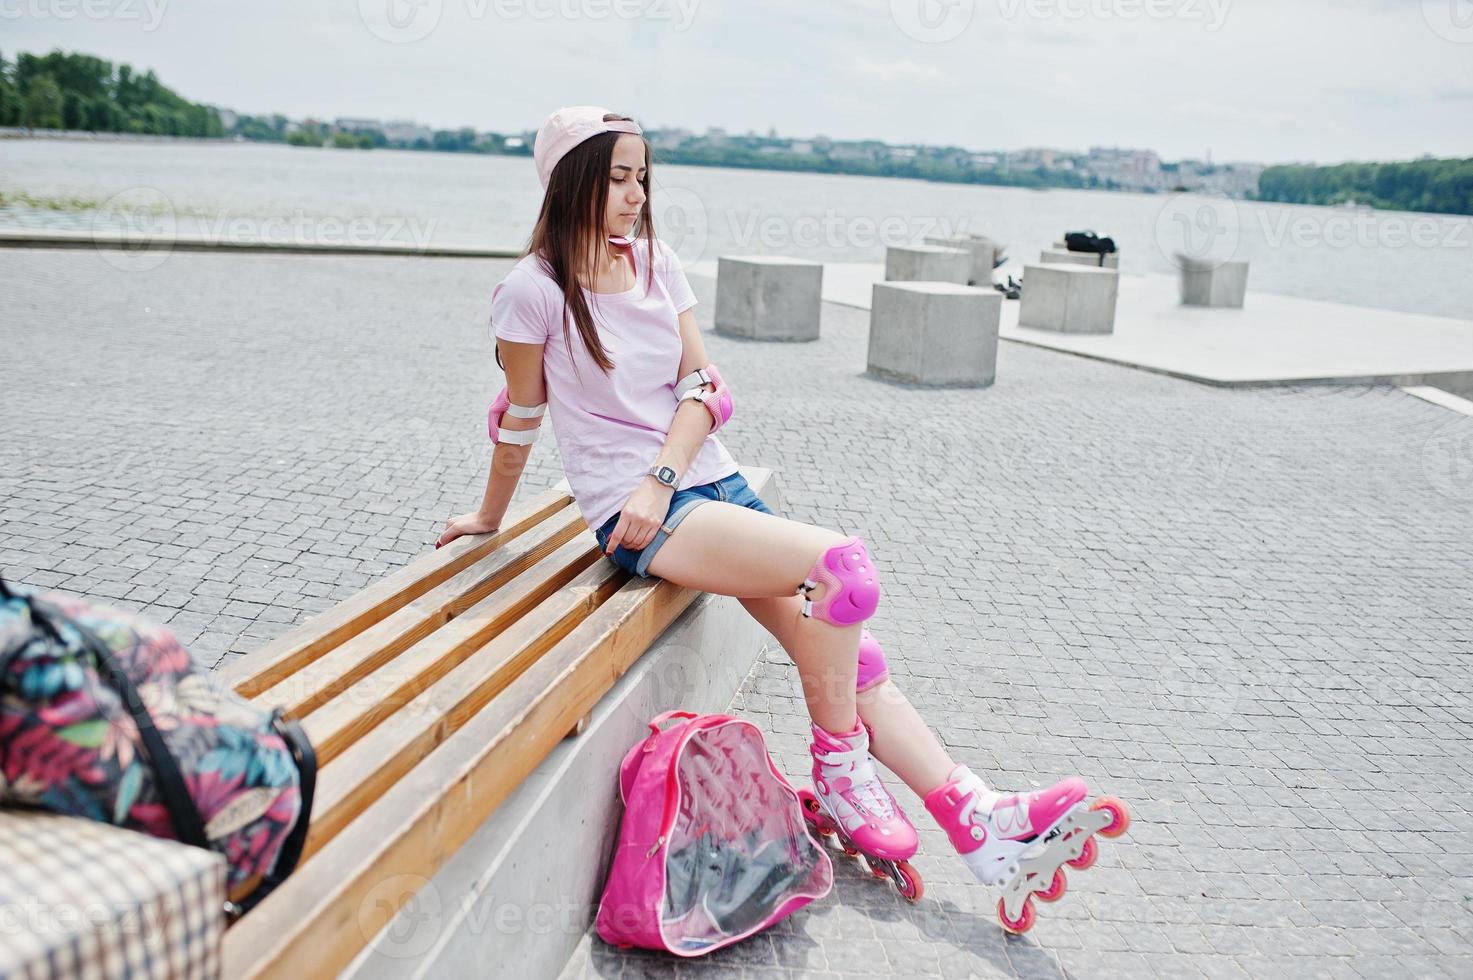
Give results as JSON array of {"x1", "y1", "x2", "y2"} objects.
[
  {"x1": 487, "y1": 386, "x2": 546, "y2": 445},
  {"x1": 677, "y1": 363, "x2": 735, "y2": 432}
]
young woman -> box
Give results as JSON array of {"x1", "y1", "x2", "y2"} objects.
[{"x1": 437, "y1": 106, "x2": 1122, "y2": 929}]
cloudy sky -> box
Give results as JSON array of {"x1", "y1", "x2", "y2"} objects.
[{"x1": 6, "y1": 0, "x2": 1472, "y2": 163}]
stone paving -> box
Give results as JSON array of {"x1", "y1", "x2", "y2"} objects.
[{"x1": 2, "y1": 246, "x2": 1471, "y2": 979}]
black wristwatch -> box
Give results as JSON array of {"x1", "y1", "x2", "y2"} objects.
[{"x1": 646, "y1": 464, "x2": 679, "y2": 489}]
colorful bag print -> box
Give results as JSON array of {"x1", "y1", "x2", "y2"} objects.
[{"x1": 0, "y1": 575, "x2": 315, "y2": 915}]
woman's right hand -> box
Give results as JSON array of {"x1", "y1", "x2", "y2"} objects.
[{"x1": 436, "y1": 511, "x2": 500, "y2": 550}]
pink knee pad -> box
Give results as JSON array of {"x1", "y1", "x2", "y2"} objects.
[
  {"x1": 857, "y1": 627, "x2": 889, "y2": 692},
  {"x1": 798, "y1": 535, "x2": 880, "y2": 627}
]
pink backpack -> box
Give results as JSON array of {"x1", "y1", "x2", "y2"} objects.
[{"x1": 595, "y1": 710, "x2": 832, "y2": 955}]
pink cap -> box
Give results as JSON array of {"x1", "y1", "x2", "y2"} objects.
[{"x1": 533, "y1": 106, "x2": 644, "y2": 190}]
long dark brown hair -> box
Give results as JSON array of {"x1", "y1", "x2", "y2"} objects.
[{"x1": 497, "y1": 112, "x2": 658, "y2": 377}]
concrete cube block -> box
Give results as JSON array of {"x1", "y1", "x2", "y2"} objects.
[
  {"x1": 922, "y1": 235, "x2": 996, "y2": 286},
  {"x1": 1019, "y1": 263, "x2": 1120, "y2": 335},
  {"x1": 714, "y1": 255, "x2": 823, "y2": 341},
  {"x1": 1040, "y1": 248, "x2": 1120, "y2": 269},
  {"x1": 884, "y1": 244, "x2": 971, "y2": 285},
  {"x1": 1178, "y1": 256, "x2": 1249, "y2": 308},
  {"x1": 867, "y1": 281, "x2": 1001, "y2": 387}
]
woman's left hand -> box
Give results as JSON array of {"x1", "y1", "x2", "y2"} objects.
[{"x1": 604, "y1": 478, "x2": 674, "y2": 555}]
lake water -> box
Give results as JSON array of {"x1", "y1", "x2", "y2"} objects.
[{"x1": 3, "y1": 139, "x2": 1470, "y2": 321}]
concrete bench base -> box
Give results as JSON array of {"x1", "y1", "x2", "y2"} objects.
[
  {"x1": 1041, "y1": 248, "x2": 1119, "y2": 269},
  {"x1": 715, "y1": 256, "x2": 823, "y2": 341},
  {"x1": 1020, "y1": 263, "x2": 1120, "y2": 335},
  {"x1": 884, "y1": 244, "x2": 970, "y2": 285},
  {"x1": 1179, "y1": 258, "x2": 1249, "y2": 308},
  {"x1": 922, "y1": 235, "x2": 996, "y2": 286},
  {"x1": 868, "y1": 281, "x2": 1001, "y2": 387},
  {"x1": 345, "y1": 475, "x2": 786, "y2": 980}
]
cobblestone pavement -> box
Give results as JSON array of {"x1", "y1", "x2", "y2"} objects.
[{"x1": 3, "y1": 247, "x2": 1471, "y2": 979}]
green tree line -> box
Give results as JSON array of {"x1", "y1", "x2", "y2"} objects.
[
  {"x1": 1258, "y1": 158, "x2": 1473, "y2": 216},
  {"x1": 0, "y1": 49, "x2": 223, "y2": 137}
]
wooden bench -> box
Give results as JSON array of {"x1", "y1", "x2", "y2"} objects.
[{"x1": 218, "y1": 468, "x2": 777, "y2": 979}]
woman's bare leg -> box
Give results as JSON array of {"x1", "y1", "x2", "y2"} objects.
[
  {"x1": 739, "y1": 593, "x2": 956, "y2": 796},
  {"x1": 643, "y1": 502, "x2": 862, "y2": 734}
]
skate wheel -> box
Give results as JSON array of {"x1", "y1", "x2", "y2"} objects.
[
  {"x1": 841, "y1": 842, "x2": 860, "y2": 858},
  {"x1": 865, "y1": 857, "x2": 889, "y2": 879},
  {"x1": 896, "y1": 861, "x2": 924, "y2": 904},
  {"x1": 1092, "y1": 796, "x2": 1130, "y2": 838},
  {"x1": 1036, "y1": 868, "x2": 1067, "y2": 903},
  {"x1": 1067, "y1": 835, "x2": 1098, "y2": 871},
  {"x1": 997, "y1": 896, "x2": 1036, "y2": 934}
]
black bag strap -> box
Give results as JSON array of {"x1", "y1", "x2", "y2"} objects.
[
  {"x1": 21, "y1": 590, "x2": 210, "y2": 849},
  {"x1": 230, "y1": 710, "x2": 316, "y2": 916}
]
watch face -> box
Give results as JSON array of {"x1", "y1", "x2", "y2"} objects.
[{"x1": 657, "y1": 465, "x2": 677, "y2": 485}]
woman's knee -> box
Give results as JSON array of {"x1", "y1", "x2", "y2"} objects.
[{"x1": 797, "y1": 532, "x2": 882, "y2": 626}]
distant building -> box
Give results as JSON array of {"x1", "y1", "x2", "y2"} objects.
[
  {"x1": 335, "y1": 117, "x2": 384, "y2": 133},
  {"x1": 215, "y1": 108, "x2": 238, "y2": 130},
  {"x1": 382, "y1": 119, "x2": 433, "y2": 144}
]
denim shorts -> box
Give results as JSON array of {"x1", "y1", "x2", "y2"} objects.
[{"x1": 594, "y1": 470, "x2": 773, "y2": 579}]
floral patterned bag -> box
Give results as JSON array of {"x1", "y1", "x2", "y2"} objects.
[{"x1": 0, "y1": 575, "x2": 315, "y2": 917}]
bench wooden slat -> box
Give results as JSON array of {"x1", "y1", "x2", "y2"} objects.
[
  {"x1": 222, "y1": 574, "x2": 696, "y2": 980},
  {"x1": 298, "y1": 554, "x2": 625, "y2": 860},
  {"x1": 222, "y1": 487, "x2": 573, "y2": 697},
  {"x1": 246, "y1": 505, "x2": 586, "y2": 719},
  {"x1": 222, "y1": 467, "x2": 774, "y2": 979},
  {"x1": 300, "y1": 532, "x2": 600, "y2": 765}
]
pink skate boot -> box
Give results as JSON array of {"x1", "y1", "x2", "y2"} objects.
[
  {"x1": 798, "y1": 720, "x2": 923, "y2": 902},
  {"x1": 924, "y1": 765, "x2": 1129, "y2": 934}
]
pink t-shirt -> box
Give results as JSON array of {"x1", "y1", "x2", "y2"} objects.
[{"x1": 491, "y1": 238, "x2": 738, "y2": 531}]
